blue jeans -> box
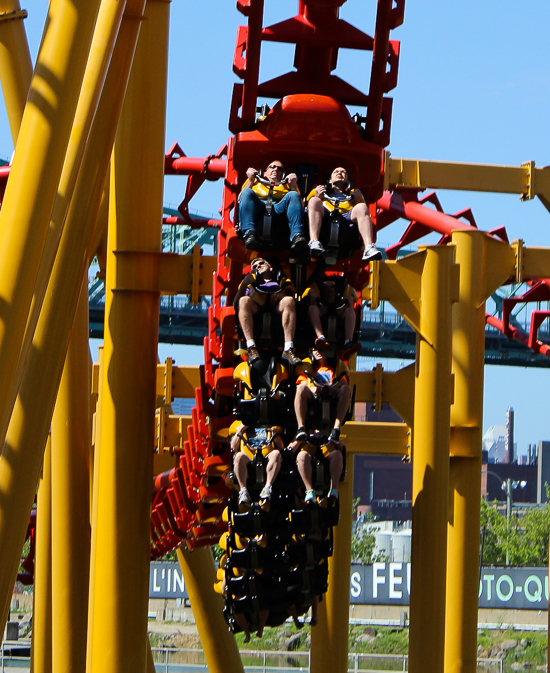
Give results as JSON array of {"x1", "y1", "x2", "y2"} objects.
[{"x1": 239, "y1": 188, "x2": 305, "y2": 240}]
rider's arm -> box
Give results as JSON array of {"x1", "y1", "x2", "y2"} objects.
[
  {"x1": 242, "y1": 167, "x2": 258, "y2": 190},
  {"x1": 286, "y1": 172, "x2": 298, "y2": 191},
  {"x1": 313, "y1": 184, "x2": 326, "y2": 199},
  {"x1": 230, "y1": 423, "x2": 246, "y2": 453},
  {"x1": 233, "y1": 273, "x2": 254, "y2": 311},
  {"x1": 352, "y1": 188, "x2": 366, "y2": 205}
]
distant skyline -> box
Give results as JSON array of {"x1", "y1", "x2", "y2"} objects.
[{"x1": 5, "y1": 2, "x2": 550, "y2": 452}]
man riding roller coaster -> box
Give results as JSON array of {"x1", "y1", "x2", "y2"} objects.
[
  {"x1": 307, "y1": 166, "x2": 383, "y2": 263},
  {"x1": 238, "y1": 160, "x2": 307, "y2": 254},
  {"x1": 233, "y1": 257, "x2": 301, "y2": 366}
]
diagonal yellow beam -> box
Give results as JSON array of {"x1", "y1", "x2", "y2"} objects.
[{"x1": 0, "y1": 0, "x2": 32, "y2": 143}]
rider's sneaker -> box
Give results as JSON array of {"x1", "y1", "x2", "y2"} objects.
[
  {"x1": 327, "y1": 488, "x2": 339, "y2": 500},
  {"x1": 243, "y1": 231, "x2": 258, "y2": 250},
  {"x1": 314, "y1": 335, "x2": 330, "y2": 352},
  {"x1": 305, "y1": 489, "x2": 316, "y2": 504},
  {"x1": 296, "y1": 426, "x2": 308, "y2": 442},
  {"x1": 259, "y1": 484, "x2": 272, "y2": 500},
  {"x1": 308, "y1": 239, "x2": 325, "y2": 257},
  {"x1": 362, "y1": 244, "x2": 382, "y2": 262},
  {"x1": 247, "y1": 346, "x2": 261, "y2": 364},
  {"x1": 290, "y1": 234, "x2": 308, "y2": 254},
  {"x1": 282, "y1": 348, "x2": 301, "y2": 366},
  {"x1": 238, "y1": 488, "x2": 251, "y2": 504}
]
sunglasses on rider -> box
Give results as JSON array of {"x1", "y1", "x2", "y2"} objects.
[
  {"x1": 251, "y1": 259, "x2": 268, "y2": 270},
  {"x1": 267, "y1": 164, "x2": 284, "y2": 171}
]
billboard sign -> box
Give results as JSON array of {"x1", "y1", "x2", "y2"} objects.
[{"x1": 149, "y1": 562, "x2": 549, "y2": 610}]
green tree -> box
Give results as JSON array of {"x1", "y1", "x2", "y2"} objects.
[
  {"x1": 351, "y1": 498, "x2": 388, "y2": 564},
  {"x1": 480, "y1": 498, "x2": 550, "y2": 566}
]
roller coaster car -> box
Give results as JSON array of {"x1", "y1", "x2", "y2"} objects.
[
  {"x1": 285, "y1": 536, "x2": 333, "y2": 568},
  {"x1": 232, "y1": 94, "x2": 384, "y2": 205},
  {"x1": 289, "y1": 501, "x2": 339, "y2": 536},
  {"x1": 233, "y1": 359, "x2": 290, "y2": 428},
  {"x1": 228, "y1": 538, "x2": 286, "y2": 573},
  {"x1": 230, "y1": 502, "x2": 289, "y2": 538}
]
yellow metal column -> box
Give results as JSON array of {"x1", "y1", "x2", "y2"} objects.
[
  {"x1": 176, "y1": 547, "x2": 244, "y2": 673},
  {"x1": 444, "y1": 231, "x2": 486, "y2": 673},
  {"x1": 0, "y1": 0, "x2": 32, "y2": 142},
  {"x1": 0, "y1": 0, "x2": 100, "y2": 446},
  {"x1": 31, "y1": 437, "x2": 52, "y2": 673},
  {"x1": 88, "y1": 2, "x2": 168, "y2": 671},
  {"x1": 0, "y1": 0, "x2": 147, "y2": 640},
  {"x1": 50, "y1": 282, "x2": 91, "y2": 673},
  {"x1": 311, "y1": 459, "x2": 354, "y2": 673},
  {"x1": 408, "y1": 245, "x2": 455, "y2": 673}
]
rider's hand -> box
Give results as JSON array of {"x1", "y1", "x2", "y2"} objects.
[
  {"x1": 315, "y1": 185, "x2": 326, "y2": 198},
  {"x1": 286, "y1": 172, "x2": 298, "y2": 188},
  {"x1": 246, "y1": 167, "x2": 258, "y2": 181}
]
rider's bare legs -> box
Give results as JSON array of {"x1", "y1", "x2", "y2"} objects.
[
  {"x1": 308, "y1": 196, "x2": 324, "y2": 241},
  {"x1": 238, "y1": 295, "x2": 260, "y2": 342},
  {"x1": 351, "y1": 202, "x2": 374, "y2": 247}
]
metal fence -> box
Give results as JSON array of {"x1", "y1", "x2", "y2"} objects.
[{"x1": 150, "y1": 647, "x2": 505, "y2": 673}]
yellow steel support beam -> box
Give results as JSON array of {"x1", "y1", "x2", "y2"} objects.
[
  {"x1": 113, "y1": 249, "x2": 216, "y2": 295},
  {"x1": 0, "y1": 0, "x2": 32, "y2": 143},
  {"x1": 50, "y1": 283, "x2": 91, "y2": 673},
  {"x1": 444, "y1": 232, "x2": 486, "y2": 673},
  {"x1": 351, "y1": 363, "x2": 415, "y2": 427},
  {"x1": 86, "y1": 347, "x2": 103, "y2": 673},
  {"x1": 93, "y1": 362, "x2": 201, "y2": 400},
  {"x1": 176, "y1": 547, "x2": 244, "y2": 673},
  {"x1": 343, "y1": 421, "x2": 410, "y2": 457},
  {"x1": 88, "y1": 3, "x2": 168, "y2": 671},
  {"x1": 311, "y1": 458, "x2": 353, "y2": 673},
  {"x1": 0, "y1": 0, "x2": 100, "y2": 450},
  {"x1": 522, "y1": 246, "x2": 550, "y2": 280},
  {"x1": 156, "y1": 363, "x2": 201, "y2": 399},
  {"x1": 31, "y1": 437, "x2": 52, "y2": 673},
  {"x1": 0, "y1": 0, "x2": 148, "y2": 640},
  {"x1": 367, "y1": 252, "x2": 459, "y2": 339},
  {"x1": 408, "y1": 246, "x2": 456, "y2": 673},
  {"x1": 384, "y1": 154, "x2": 550, "y2": 212}
]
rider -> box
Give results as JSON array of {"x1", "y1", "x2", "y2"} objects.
[
  {"x1": 238, "y1": 160, "x2": 307, "y2": 254},
  {"x1": 229, "y1": 422, "x2": 284, "y2": 505},
  {"x1": 293, "y1": 347, "x2": 351, "y2": 473},
  {"x1": 233, "y1": 257, "x2": 301, "y2": 366},
  {"x1": 306, "y1": 166, "x2": 382, "y2": 263},
  {"x1": 303, "y1": 272, "x2": 362, "y2": 360}
]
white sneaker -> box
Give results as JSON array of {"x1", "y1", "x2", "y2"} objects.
[
  {"x1": 259, "y1": 484, "x2": 272, "y2": 500},
  {"x1": 305, "y1": 489, "x2": 316, "y2": 503},
  {"x1": 238, "y1": 488, "x2": 251, "y2": 504},
  {"x1": 308, "y1": 239, "x2": 325, "y2": 256},
  {"x1": 328, "y1": 488, "x2": 339, "y2": 500},
  {"x1": 362, "y1": 244, "x2": 382, "y2": 262}
]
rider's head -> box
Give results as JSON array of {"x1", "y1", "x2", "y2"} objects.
[
  {"x1": 329, "y1": 166, "x2": 349, "y2": 188},
  {"x1": 321, "y1": 279, "x2": 337, "y2": 304},
  {"x1": 250, "y1": 257, "x2": 273, "y2": 279},
  {"x1": 264, "y1": 160, "x2": 285, "y2": 182}
]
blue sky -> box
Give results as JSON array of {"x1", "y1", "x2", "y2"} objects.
[{"x1": 8, "y1": 1, "x2": 550, "y2": 454}]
